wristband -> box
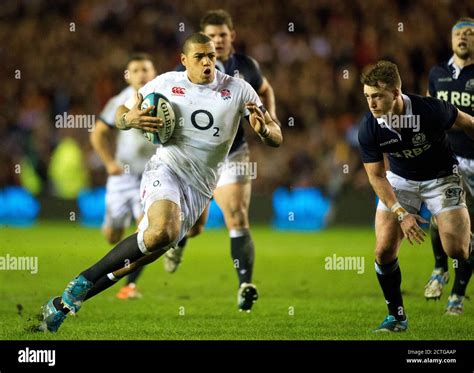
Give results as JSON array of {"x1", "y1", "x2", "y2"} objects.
[
  {"x1": 117, "y1": 112, "x2": 130, "y2": 130},
  {"x1": 391, "y1": 202, "x2": 409, "y2": 223}
]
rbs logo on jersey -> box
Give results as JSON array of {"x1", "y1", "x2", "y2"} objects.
[
  {"x1": 390, "y1": 143, "x2": 432, "y2": 159},
  {"x1": 437, "y1": 91, "x2": 474, "y2": 109}
]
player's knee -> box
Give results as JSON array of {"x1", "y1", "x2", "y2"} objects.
[
  {"x1": 444, "y1": 242, "x2": 470, "y2": 261},
  {"x1": 374, "y1": 245, "x2": 397, "y2": 263},
  {"x1": 224, "y1": 204, "x2": 248, "y2": 229},
  {"x1": 144, "y1": 225, "x2": 179, "y2": 251},
  {"x1": 440, "y1": 230, "x2": 470, "y2": 260},
  {"x1": 188, "y1": 223, "x2": 205, "y2": 238},
  {"x1": 103, "y1": 228, "x2": 123, "y2": 245}
]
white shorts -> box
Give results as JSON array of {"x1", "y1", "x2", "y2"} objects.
[
  {"x1": 377, "y1": 171, "x2": 466, "y2": 216},
  {"x1": 216, "y1": 143, "x2": 252, "y2": 188},
  {"x1": 456, "y1": 156, "x2": 474, "y2": 196},
  {"x1": 138, "y1": 157, "x2": 209, "y2": 249},
  {"x1": 103, "y1": 174, "x2": 143, "y2": 229}
]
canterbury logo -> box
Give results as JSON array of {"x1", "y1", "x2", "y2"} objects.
[{"x1": 171, "y1": 86, "x2": 186, "y2": 96}]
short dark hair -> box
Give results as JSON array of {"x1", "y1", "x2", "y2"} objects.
[
  {"x1": 126, "y1": 53, "x2": 154, "y2": 69},
  {"x1": 182, "y1": 32, "x2": 213, "y2": 54},
  {"x1": 360, "y1": 60, "x2": 402, "y2": 89},
  {"x1": 200, "y1": 9, "x2": 234, "y2": 31}
]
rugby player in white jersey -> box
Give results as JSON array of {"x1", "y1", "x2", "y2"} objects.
[
  {"x1": 37, "y1": 33, "x2": 282, "y2": 333},
  {"x1": 90, "y1": 53, "x2": 157, "y2": 300},
  {"x1": 162, "y1": 9, "x2": 281, "y2": 312}
]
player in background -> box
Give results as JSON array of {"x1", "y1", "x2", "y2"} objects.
[
  {"x1": 90, "y1": 54, "x2": 157, "y2": 300},
  {"x1": 163, "y1": 9, "x2": 281, "y2": 312},
  {"x1": 37, "y1": 33, "x2": 282, "y2": 333},
  {"x1": 358, "y1": 61, "x2": 474, "y2": 332},
  {"x1": 424, "y1": 18, "x2": 474, "y2": 314}
]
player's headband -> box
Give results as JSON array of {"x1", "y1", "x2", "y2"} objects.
[{"x1": 452, "y1": 21, "x2": 474, "y2": 31}]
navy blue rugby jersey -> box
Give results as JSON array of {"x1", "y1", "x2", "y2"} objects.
[
  {"x1": 358, "y1": 94, "x2": 459, "y2": 181},
  {"x1": 428, "y1": 57, "x2": 474, "y2": 159},
  {"x1": 177, "y1": 53, "x2": 264, "y2": 153}
]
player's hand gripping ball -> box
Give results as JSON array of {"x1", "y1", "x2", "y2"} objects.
[{"x1": 141, "y1": 93, "x2": 176, "y2": 144}]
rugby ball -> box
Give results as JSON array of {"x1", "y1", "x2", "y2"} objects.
[{"x1": 140, "y1": 93, "x2": 175, "y2": 144}]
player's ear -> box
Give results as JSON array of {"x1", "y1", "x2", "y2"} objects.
[
  {"x1": 392, "y1": 88, "x2": 400, "y2": 100},
  {"x1": 230, "y1": 30, "x2": 236, "y2": 42},
  {"x1": 180, "y1": 53, "x2": 187, "y2": 67}
]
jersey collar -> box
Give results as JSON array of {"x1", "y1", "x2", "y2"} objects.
[
  {"x1": 375, "y1": 94, "x2": 413, "y2": 139},
  {"x1": 182, "y1": 70, "x2": 219, "y2": 89},
  {"x1": 448, "y1": 56, "x2": 462, "y2": 79}
]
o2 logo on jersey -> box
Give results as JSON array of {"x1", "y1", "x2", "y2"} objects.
[
  {"x1": 220, "y1": 89, "x2": 232, "y2": 100},
  {"x1": 191, "y1": 110, "x2": 220, "y2": 137}
]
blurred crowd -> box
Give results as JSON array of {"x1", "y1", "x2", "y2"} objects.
[{"x1": 1, "y1": 0, "x2": 473, "y2": 199}]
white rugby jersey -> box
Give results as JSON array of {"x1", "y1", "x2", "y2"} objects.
[
  {"x1": 125, "y1": 70, "x2": 262, "y2": 198},
  {"x1": 99, "y1": 86, "x2": 157, "y2": 175}
]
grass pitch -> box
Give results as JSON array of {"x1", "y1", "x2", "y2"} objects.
[{"x1": 0, "y1": 222, "x2": 473, "y2": 340}]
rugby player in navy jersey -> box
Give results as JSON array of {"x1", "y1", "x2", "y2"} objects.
[
  {"x1": 162, "y1": 9, "x2": 281, "y2": 311},
  {"x1": 423, "y1": 18, "x2": 474, "y2": 314},
  {"x1": 358, "y1": 61, "x2": 474, "y2": 331}
]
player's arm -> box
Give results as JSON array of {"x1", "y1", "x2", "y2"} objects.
[
  {"x1": 363, "y1": 161, "x2": 426, "y2": 244},
  {"x1": 245, "y1": 102, "x2": 282, "y2": 147},
  {"x1": 258, "y1": 78, "x2": 280, "y2": 125},
  {"x1": 363, "y1": 161, "x2": 398, "y2": 210},
  {"x1": 115, "y1": 92, "x2": 162, "y2": 132},
  {"x1": 89, "y1": 120, "x2": 122, "y2": 175},
  {"x1": 451, "y1": 109, "x2": 474, "y2": 139}
]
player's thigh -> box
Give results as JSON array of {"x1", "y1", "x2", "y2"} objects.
[
  {"x1": 436, "y1": 207, "x2": 470, "y2": 260},
  {"x1": 138, "y1": 164, "x2": 184, "y2": 250},
  {"x1": 457, "y1": 157, "x2": 474, "y2": 230},
  {"x1": 214, "y1": 181, "x2": 251, "y2": 228},
  {"x1": 374, "y1": 209, "x2": 404, "y2": 264}
]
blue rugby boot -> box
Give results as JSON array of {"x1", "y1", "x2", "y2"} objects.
[
  {"x1": 424, "y1": 268, "x2": 449, "y2": 300},
  {"x1": 445, "y1": 294, "x2": 464, "y2": 315},
  {"x1": 38, "y1": 297, "x2": 67, "y2": 333},
  {"x1": 61, "y1": 275, "x2": 93, "y2": 314},
  {"x1": 373, "y1": 315, "x2": 408, "y2": 332}
]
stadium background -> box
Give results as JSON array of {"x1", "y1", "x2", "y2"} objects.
[{"x1": 1, "y1": 0, "x2": 474, "y2": 340}]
